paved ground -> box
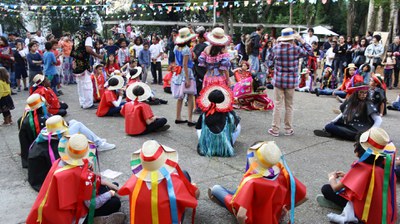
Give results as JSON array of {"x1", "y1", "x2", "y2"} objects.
[{"x1": 1, "y1": 77, "x2": 400, "y2": 224}]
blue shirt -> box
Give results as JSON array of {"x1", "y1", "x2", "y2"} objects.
[
  {"x1": 174, "y1": 46, "x2": 194, "y2": 68},
  {"x1": 27, "y1": 52, "x2": 43, "y2": 72},
  {"x1": 43, "y1": 51, "x2": 57, "y2": 76},
  {"x1": 138, "y1": 49, "x2": 151, "y2": 66}
]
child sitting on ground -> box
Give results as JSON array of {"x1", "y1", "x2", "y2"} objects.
[
  {"x1": 315, "y1": 67, "x2": 337, "y2": 96},
  {"x1": 369, "y1": 74, "x2": 387, "y2": 116},
  {"x1": 163, "y1": 62, "x2": 177, "y2": 94},
  {"x1": 387, "y1": 93, "x2": 400, "y2": 111},
  {"x1": 296, "y1": 69, "x2": 311, "y2": 92},
  {"x1": 96, "y1": 75, "x2": 125, "y2": 117},
  {"x1": 121, "y1": 82, "x2": 169, "y2": 135},
  {"x1": 232, "y1": 61, "x2": 251, "y2": 82}
]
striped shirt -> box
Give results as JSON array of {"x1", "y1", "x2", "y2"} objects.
[{"x1": 269, "y1": 42, "x2": 313, "y2": 89}]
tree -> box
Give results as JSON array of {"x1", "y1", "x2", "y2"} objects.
[
  {"x1": 366, "y1": 0, "x2": 376, "y2": 34},
  {"x1": 347, "y1": 0, "x2": 356, "y2": 36}
]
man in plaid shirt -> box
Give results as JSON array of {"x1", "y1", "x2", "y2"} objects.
[{"x1": 267, "y1": 28, "x2": 313, "y2": 137}]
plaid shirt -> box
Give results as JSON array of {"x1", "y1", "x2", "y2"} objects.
[{"x1": 269, "y1": 42, "x2": 313, "y2": 89}]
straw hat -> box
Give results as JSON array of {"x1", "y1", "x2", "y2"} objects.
[
  {"x1": 58, "y1": 134, "x2": 96, "y2": 166},
  {"x1": 277, "y1": 28, "x2": 298, "y2": 42},
  {"x1": 32, "y1": 74, "x2": 45, "y2": 87},
  {"x1": 26, "y1": 93, "x2": 46, "y2": 111},
  {"x1": 126, "y1": 82, "x2": 152, "y2": 102},
  {"x1": 247, "y1": 141, "x2": 282, "y2": 177},
  {"x1": 127, "y1": 67, "x2": 142, "y2": 80},
  {"x1": 205, "y1": 28, "x2": 231, "y2": 46},
  {"x1": 131, "y1": 140, "x2": 178, "y2": 182},
  {"x1": 359, "y1": 127, "x2": 394, "y2": 155},
  {"x1": 110, "y1": 70, "x2": 122, "y2": 76},
  {"x1": 106, "y1": 75, "x2": 124, "y2": 90},
  {"x1": 197, "y1": 85, "x2": 233, "y2": 113},
  {"x1": 345, "y1": 63, "x2": 357, "y2": 70},
  {"x1": 175, "y1": 27, "x2": 197, "y2": 45},
  {"x1": 40, "y1": 115, "x2": 69, "y2": 136}
]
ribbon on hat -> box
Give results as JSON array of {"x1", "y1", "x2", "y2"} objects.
[
  {"x1": 37, "y1": 162, "x2": 76, "y2": 223},
  {"x1": 366, "y1": 137, "x2": 386, "y2": 150},
  {"x1": 48, "y1": 133, "x2": 56, "y2": 163},
  {"x1": 282, "y1": 31, "x2": 295, "y2": 36},
  {"x1": 206, "y1": 102, "x2": 217, "y2": 116}
]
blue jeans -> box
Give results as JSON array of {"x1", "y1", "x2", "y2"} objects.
[
  {"x1": 210, "y1": 185, "x2": 236, "y2": 209},
  {"x1": 46, "y1": 74, "x2": 59, "y2": 93},
  {"x1": 384, "y1": 69, "x2": 393, "y2": 88},
  {"x1": 316, "y1": 88, "x2": 346, "y2": 98},
  {"x1": 325, "y1": 122, "x2": 357, "y2": 141},
  {"x1": 68, "y1": 119, "x2": 103, "y2": 146},
  {"x1": 106, "y1": 102, "x2": 126, "y2": 116},
  {"x1": 249, "y1": 55, "x2": 259, "y2": 74}
]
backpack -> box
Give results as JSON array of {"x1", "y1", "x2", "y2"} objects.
[{"x1": 245, "y1": 34, "x2": 256, "y2": 55}]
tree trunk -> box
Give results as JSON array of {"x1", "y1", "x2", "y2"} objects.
[
  {"x1": 229, "y1": 8, "x2": 234, "y2": 36},
  {"x1": 346, "y1": 0, "x2": 356, "y2": 36},
  {"x1": 262, "y1": 0, "x2": 274, "y2": 20},
  {"x1": 366, "y1": 0, "x2": 376, "y2": 34},
  {"x1": 375, "y1": 6, "x2": 384, "y2": 31},
  {"x1": 394, "y1": 9, "x2": 399, "y2": 36},
  {"x1": 387, "y1": 0, "x2": 398, "y2": 43},
  {"x1": 289, "y1": 3, "x2": 293, "y2": 25},
  {"x1": 222, "y1": 8, "x2": 229, "y2": 34}
]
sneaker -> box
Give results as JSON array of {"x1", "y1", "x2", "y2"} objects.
[
  {"x1": 159, "y1": 99, "x2": 168, "y2": 104},
  {"x1": 313, "y1": 129, "x2": 333, "y2": 138},
  {"x1": 284, "y1": 129, "x2": 294, "y2": 136},
  {"x1": 316, "y1": 194, "x2": 342, "y2": 210},
  {"x1": 58, "y1": 90, "x2": 64, "y2": 95},
  {"x1": 268, "y1": 128, "x2": 279, "y2": 137},
  {"x1": 97, "y1": 142, "x2": 116, "y2": 151},
  {"x1": 83, "y1": 105, "x2": 97, "y2": 110}
]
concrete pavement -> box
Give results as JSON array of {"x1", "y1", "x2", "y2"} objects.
[{"x1": 1, "y1": 81, "x2": 399, "y2": 224}]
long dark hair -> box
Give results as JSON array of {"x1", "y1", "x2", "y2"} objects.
[
  {"x1": 343, "y1": 87, "x2": 368, "y2": 122},
  {"x1": 210, "y1": 45, "x2": 224, "y2": 57},
  {"x1": 134, "y1": 36, "x2": 143, "y2": 45},
  {"x1": 0, "y1": 36, "x2": 9, "y2": 47},
  {"x1": 0, "y1": 67, "x2": 10, "y2": 83}
]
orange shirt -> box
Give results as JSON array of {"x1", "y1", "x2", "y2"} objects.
[
  {"x1": 60, "y1": 39, "x2": 73, "y2": 57},
  {"x1": 96, "y1": 90, "x2": 117, "y2": 117},
  {"x1": 120, "y1": 102, "x2": 154, "y2": 135}
]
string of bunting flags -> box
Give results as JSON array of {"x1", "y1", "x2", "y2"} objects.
[{"x1": 0, "y1": 0, "x2": 338, "y2": 18}]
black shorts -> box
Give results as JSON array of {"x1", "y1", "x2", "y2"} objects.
[{"x1": 15, "y1": 67, "x2": 28, "y2": 79}]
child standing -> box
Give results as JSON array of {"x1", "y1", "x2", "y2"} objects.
[
  {"x1": 26, "y1": 42, "x2": 43, "y2": 84},
  {"x1": 14, "y1": 41, "x2": 28, "y2": 91},
  {"x1": 138, "y1": 42, "x2": 151, "y2": 83},
  {"x1": 43, "y1": 42, "x2": 58, "y2": 94},
  {"x1": 0, "y1": 67, "x2": 15, "y2": 125},
  {"x1": 91, "y1": 63, "x2": 106, "y2": 103},
  {"x1": 382, "y1": 51, "x2": 396, "y2": 89},
  {"x1": 117, "y1": 38, "x2": 130, "y2": 67}
]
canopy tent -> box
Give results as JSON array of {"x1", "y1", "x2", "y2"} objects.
[{"x1": 301, "y1": 25, "x2": 338, "y2": 36}]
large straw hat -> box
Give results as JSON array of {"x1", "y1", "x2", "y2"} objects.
[
  {"x1": 131, "y1": 140, "x2": 178, "y2": 182},
  {"x1": 277, "y1": 28, "x2": 298, "y2": 42},
  {"x1": 26, "y1": 93, "x2": 46, "y2": 111},
  {"x1": 197, "y1": 85, "x2": 233, "y2": 113},
  {"x1": 175, "y1": 27, "x2": 197, "y2": 45},
  {"x1": 127, "y1": 67, "x2": 142, "y2": 80},
  {"x1": 126, "y1": 82, "x2": 152, "y2": 102},
  {"x1": 205, "y1": 27, "x2": 231, "y2": 46},
  {"x1": 32, "y1": 74, "x2": 45, "y2": 87},
  {"x1": 106, "y1": 75, "x2": 124, "y2": 91},
  {"x1": 346, "y1": 63, "x2": 357, "y2": 70},
  {"x1": 359, "y1": 127, "x2": 394, "y2": 155},
  {"x1": 247, "y1": 141, "x2": 282, "y2": 177},
  {"x1": 40, "y1": 115, "x2": 69, "y2": 136},
  {"x1": 58, "y1": 134, "x2": 96, "y2": 166}
]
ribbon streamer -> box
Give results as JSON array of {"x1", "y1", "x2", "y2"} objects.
[
  {"x1": 160, "y1": 167, "x2": 179, "y2": 224},
  {"x1": 282, "y1": 155, "x2": 296, "y2": 224},
  {"x1": 151, "y1": 172, "x2": 159, "y2": 224},
  {"x1": 361, "y1": 154, "x2": 379, "y2": 222},
  {"x1": 130, "y1": 170, "x2": 148, "y2": 224}
]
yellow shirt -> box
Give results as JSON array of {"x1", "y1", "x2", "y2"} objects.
[{"x1": 0, "y1": 80, "x2": 11, "y2": 98}]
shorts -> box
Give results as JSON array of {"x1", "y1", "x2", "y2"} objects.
[{"x1": 15, "y1": 67, "x2": 28, "y2": 79}]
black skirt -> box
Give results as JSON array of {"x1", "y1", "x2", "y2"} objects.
[{"x1": 0, "y1": 95, "x2": 15, "y2": 113}]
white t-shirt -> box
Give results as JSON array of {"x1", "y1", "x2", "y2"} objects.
[
  {"x1": 34, "y1": 35, "x2": 46, "y2": 51},
  {"x1": 304, "y1": 35, "x2": 319, "y2": 46},
  {"x1": 149, "y1": 43, "x2": 164, "y2": 62},
  {"x1": 228, "y1": 49, "x2": 238, "y2": 61},
  {"x1": 132, "y1": 44, "x2": 143, "y2": 58},
  {"x1": 325, "y1": 47, "x2": 335, "y2": 66},
  {"x1": 85, "y1": 37, "x2": 93, "y2": 48}
]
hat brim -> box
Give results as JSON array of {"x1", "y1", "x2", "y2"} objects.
[
  {"x1": 58, "y1": 136, "x2": 96, "y2": 166},
  {"x1": 277, "y1": 34, "x2": 297, "y2": 42},
  {"x1": 197, "y1": 85, "x2": 233, "y2": 113},
  {"x1": 205, "y1": 32, "x2": 231, "y2": 46},
  {"x1": 28, "y1": 96, "x2": 46, "y2": 111},
  {"x1": 175, "y1": 33, "x2": 197, "y2": 45},
  {"x1": 346, "y1": 85, "x2": 369, "y2": 95},
  {"x1": 247, "y1": 143, "x2": 280, "y2": 177},
  {"x1": 107, "y1": 75, "x2": 125, "y2": 91},
  {"x1": 127, "y1": 67, "x2": 142, "y2": 80},
  {"x1": 32, "y1": 76, "x2": 45, "y2": 87},
  {"x1": 131, "y1": 145, "x2": 178, "y2": 182},
  {"x1": 126, "y1": 82, "x2": 152, "y2": 102},
  {"x1": 359, "y1": 129, "x2": 394, "y2": 155},
  {"x1": 40, "y1": 120, "x2": 69, "y2": 136}
]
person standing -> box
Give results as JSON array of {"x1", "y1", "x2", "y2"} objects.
[
  {"x1": 166, "y1": 29, "x2": 178, "y2": 65},
  {"x1": 71, "y1": 16, "x2": 103, "y2": 109},
  {"x1": 248, "y1": 25, "x2": 264, "y2": 74},
  {"x1": 192, "y1": 27, "x2": 208, "y2": 99},
  {"x1": 333, "y1": 36, "x2": 348, "y2": 82},
  {"x1": 389, "y1": 35, "x2": 400, "y2": 88},
  {"x1": 304, "y1": 28, "x2": 319, "y2": 46},
  {"x1": 267, "y1": 28, "x2": 313, "y2": 137},
  {"x1": 34, "y1": 30, "x2": 46, "y2": 52},
  {"x1": 365, "y1": 35, "x2": 384, "y2": 71},
  {"x1": 26, "y1": 42, "x2": 43, "y2": 84},
  {"x1": 149, "y1": 36, "x2": 164, "y2": 84}
]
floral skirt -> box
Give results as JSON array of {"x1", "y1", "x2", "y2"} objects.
[{"x1": 0, "y1": 95, "x2": 15, "y2": 113}]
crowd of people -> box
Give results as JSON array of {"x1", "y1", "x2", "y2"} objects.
[{"x1": 0, "y1": 14, "x2": 400, "y2": 224}]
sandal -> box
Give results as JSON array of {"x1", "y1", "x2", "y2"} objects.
[
  {"x1": 284, "y1": 129, "x2": 294, "y2": 136},
  {"x1": 175, "y1": 120, "x2": 188, "y2": 124},
  {"x1": 268, "y1": 128, "x2": 279, "y2": 137},
  {"x1": 187, "y1": 121, "x2": 197, "y2": 127}
]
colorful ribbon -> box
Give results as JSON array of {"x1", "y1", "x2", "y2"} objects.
[
  {"x1": 361, "y1": 153, "x2": 379, "y2": 222},
  {"x1": 231, "y1": 162, "x2": 260, "y2": 204},
  {"x1": 381, "y1": 153, "x2": 391, "y2": 224},
  {"x1": 48, "y1": 133, "x2": 56, "y2": 163},
  {"x1": 281, "y1": 155, "x2": 296, "y2": 224},
  {"x1": 160, "y1": 167, "x2": 178, "y2": 224},
  {"x1": 87, "y1": 156, "x2": 98, "y2": 224},
  {"x1": 206, "y1": 102, "x2": 217, "y2": 116},
  {"x1": 130, "y1": 170, "x2": 148, "y2": 224},
  {"x1": 37, "y1": 163, "x2": 76, "y2": 223}
]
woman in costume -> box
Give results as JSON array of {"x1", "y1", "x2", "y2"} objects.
[
  {"x1": 317, "y1": 128, "x2": 397, "y2": 224},
  {"x1": 198, "y1": 27, "x2": 231, "y2": 88},
  {"x1": 118, "y1": 140, "x2": 199, "y2": 224},
  {"x1": 172, "y1": 27, "x2": 197, "y2": 126},
  {"x1": 314, "y1": 83, "x2": 382, "y2": 141},
  {"x1": 196, "y1": 85, "x2": 241, "y2": 157},
  {"x1": 208, "y1": 141, "x2": 307, "y2": 224}
]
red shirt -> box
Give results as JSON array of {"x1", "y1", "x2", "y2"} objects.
[
  {"x1": 120, "y1": 102, "x2": 154, "y2": 135},
  {"x1": 340, "y1": 162, "x2": 397, "y2": 224},
  {"x1": 163, "y1": 72, "x2": 172, "y2": 88},
  {"x1": 96, "y1": 90, "x2": 117, "y2": 117},
  {"x1": 51, "y1": 49, "x2": 61, "y2": 66},
  {"x1": 26, "y1": 159, "x2": 96, "y2": 224},
  {"x1": 234, "y1": 70, "x2": 252, "y2": 82},
  {"x1": 118, "y1": 173, "x2": 198, "y2": 224},
  {"x1": 91, "y1": 73, "x2": 105, "y2": 102},
  {"x1": 225, "y1": 165, "x2": 306, "y2": 224},
  {"x1": 105, "y1": 63, "x2": 120, "y2": 76},
  {"x1": 33, "y1": 86, "x2": 60, "y2": 115}
]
